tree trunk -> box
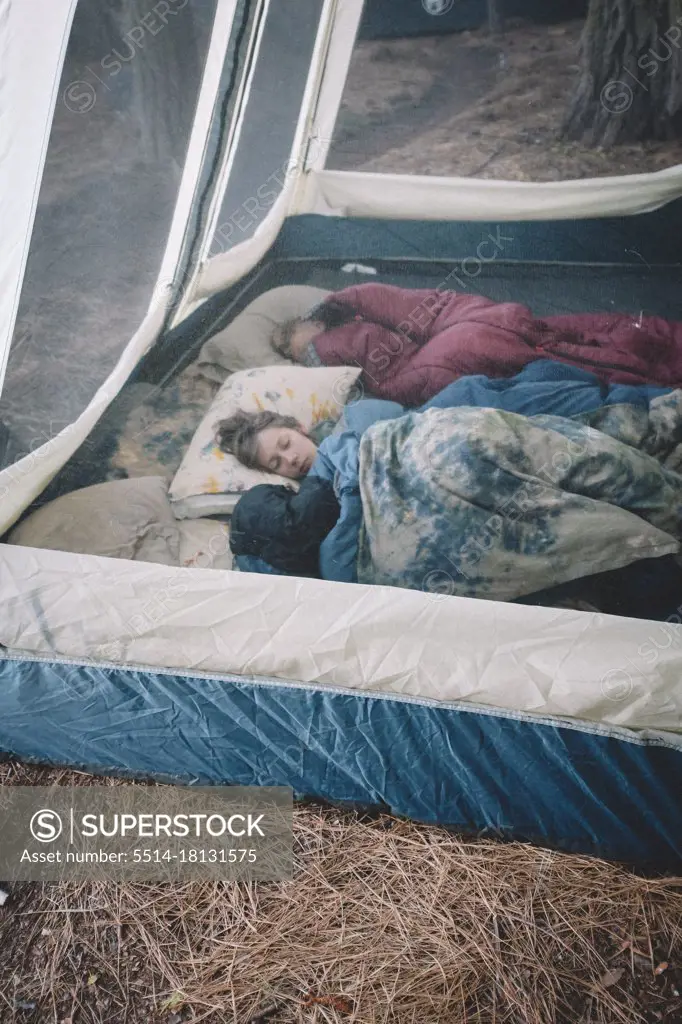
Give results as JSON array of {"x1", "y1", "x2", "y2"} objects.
[
  {"x1": 487, "y1": 0, "x2": 504, "y2": 35},
  {"x1": 562, "y1": 0, "x2": 682, "y2": 144}
]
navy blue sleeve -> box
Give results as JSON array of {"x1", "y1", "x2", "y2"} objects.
[
  {"x1": 234, "y1": 554, "x2": 290, "y2": 576},
  {"x1": 318, "y1": 490, "x2": 363, "y2": 583}
]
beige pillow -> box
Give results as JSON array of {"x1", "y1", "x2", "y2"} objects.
[
  {"x1": 194, "y1": 285, "x2": 331, "y2": 383},
  {"x1": 8, "y1": 477, "x2": 182, "y2": 566},
  {"x1": 169, "y1": 364, "x2": 362, "y2": 519},
  {"x1": 177, "y1": 518, "x2": 233, "y2": 571}
]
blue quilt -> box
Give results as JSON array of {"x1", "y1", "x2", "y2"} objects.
[
  {"x1": 420, "y1": 359, "x2": 670, "y2": 417},
  {"x1": 305, "y1": 364, "x2": 670, "y2": 584},
  {"x1": 356, "y1": 400, "x2": 682, "y2": 601}
]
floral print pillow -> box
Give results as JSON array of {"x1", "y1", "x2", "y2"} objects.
[{"x1": 169, "y1": 365, "x2": 361, "y2": 519}]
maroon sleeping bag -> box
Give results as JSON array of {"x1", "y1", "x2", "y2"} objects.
[{"x1": 307, "y1": 283, "x2": 682, "y2": 406}]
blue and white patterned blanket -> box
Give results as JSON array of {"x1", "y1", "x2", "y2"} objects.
[{"x1": 356, "y1": 396, "x2": 682, "y2": 601}]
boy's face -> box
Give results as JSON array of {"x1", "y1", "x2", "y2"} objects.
[
  {"x1": 255, "y1": 425, "x2": 318, "y2": 479},
  {"x1": 289, "y1": 319, "x2": 325, "y2": 360}
]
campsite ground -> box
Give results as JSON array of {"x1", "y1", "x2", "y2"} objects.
[
  {"x1": 0, "y1": 759, "x2": 681, "y2": 1024},
  {"x1": 329, "y1": 18, "x2": 682, "y2": 180}
]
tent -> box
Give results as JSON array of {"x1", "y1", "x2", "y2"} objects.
[{"x1": 1, "y1": 0, "x2": 681, "y2": 871}]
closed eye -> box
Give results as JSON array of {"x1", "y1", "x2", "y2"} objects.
[{"x1": 270, "y1": 456, "x2": 280, "y2": 471}]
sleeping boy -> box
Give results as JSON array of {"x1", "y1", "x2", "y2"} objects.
[{"x1": 271, "y1": 282, "x2": 682, "y2": 404}]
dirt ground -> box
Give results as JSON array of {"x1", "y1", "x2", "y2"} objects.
[
  {"x1": 0, "y1": 80, "x2": 180, "y2": 471},
  {"x1": 329, "y1": 18, "x2": 682, "y2": 180},
  {"x1": 0, "y1": 761, "x2": 681, "y2": 1024}
]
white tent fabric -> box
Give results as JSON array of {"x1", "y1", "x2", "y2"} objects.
[
  {"x1": 296, "y1": 164, "x2": 682, "y2": 222},
  {"x1": 152, "y1": 0, "x2": 240, "y2": 314},
  {"x1": 190, "y1": 0, "x2": 362, "y2": 307},
  {"x1": 0, "y1": 0, "x2": 78, "y2": 394},
  {"x1": 194, "y1": 159, "x2": 682, "y2": 300},
  {"x1": 165, "y1": 0, "x2": 271, "y2": 321},
  {"x1": 289, "y1": 0, "x2": 363, "y2": 177},
  {"x1": 1, "y1": 544, "x2": 681, "y2": 740},
  {"x1": 0, "y1": 302, "x2": 166, "y2": 534},
  {"x1": 195, "y1": 175, "x2": 300, "y2": 301}
]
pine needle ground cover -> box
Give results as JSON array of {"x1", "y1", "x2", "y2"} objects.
[{"x1": 0, "y1": 761, "x2": 680, "y2": 1024}]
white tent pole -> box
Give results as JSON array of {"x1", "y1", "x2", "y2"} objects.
[
  {"x1": 150, "y1": 0, "x2": 241, "y2": 315},
  {"x1": 168, "y1": 0, "x2": 271, "y2": 327},
  {"x1": 195, "y1": 0, "x2": 271, "y2": 266},
  {"x1": 293, "y1": 0, "x2": 364, "y2": 181},
  {"x1": 190, "y1": 0, "x2": 359, "y2": 302},
  {"x1": 284, "y1": 0, "x2": 349, "y2": 197}
]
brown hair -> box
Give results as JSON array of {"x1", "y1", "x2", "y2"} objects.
[{"x1": 214, "y1": 410, "x2": 302, "y2": 469}]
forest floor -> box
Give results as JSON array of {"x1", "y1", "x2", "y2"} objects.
[
  {"x1": 329, "y1": 18, "x2": 682, "y2": 180},
  {"x1": 0, "y1": 760, "x2": 681, "y2": 1024}
]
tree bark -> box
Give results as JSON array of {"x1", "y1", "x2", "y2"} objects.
[{"x1": 562, "y1": 0, "x2": 682, "y2": 144}]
